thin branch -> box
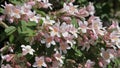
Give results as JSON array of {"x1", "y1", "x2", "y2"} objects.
[{"x1": 0, "y1": 21, "x2": 9, "y2": 28}]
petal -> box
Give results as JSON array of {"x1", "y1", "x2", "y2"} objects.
[
  {"x1": 82, "y1": 28, "x2": 87, "y2": 33},
  {"x1": 42, "y1": 62, "x2": 47, "y2": 67},
  {"x1": 46, "y1": 43, "x2": 51, "y2": 48},
  {"x1": 51, "y1": 41, "x2": 56, "y2": 45},
  {"x1": 21, "y1": 45, "x2": 25, "y2": 48},
  {"x1": 62, "y1": 32, "x2": 68, "y2": 37}
]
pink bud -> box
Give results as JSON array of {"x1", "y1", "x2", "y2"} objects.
[
  {"x1": 45, "y1": 57, "x2": 52, "y2": 62},
  {"x1": 61, "y1": 16, "x2": 71, "y2": 24},
  {"x1": 99, "y1": 61, "x2": 104, "y2": 67},
  {"x1": 78, "y1": 8, "x2": 89, "y2": 17},
  {"x1": 26, "y1": 62, "x2": 31, "y2": 67},
  {"x1": 27, "y1": 1, "x2": 35, "y2": 6}
]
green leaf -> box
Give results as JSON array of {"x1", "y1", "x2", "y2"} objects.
[
  {"x1": 72, "y1": 18, "x2": 78, "y2": 28},
  {"x1": 0, "y1": 8, "x2": 4, "y2": 13},
  {"x1": 75, "y1": 50, "x2": 82, "y2": 57},
  {"x1": 9, "y1": 35, "x2": 14, "y2": 43},
  {"x1": 17, "y1": 26, "x2": 22, "y2": 34},
  {"x1": 21, "y1": 20, "x2": 27, "y2": 26},
  {"x1": 72, "y1": 45, "x2": 82, "y2": 57},
  {"x1": 108, "y1": 65, "x2": 112, "y2": 68},
  {"x1": 5, "y1": 26, "x2": 16, "y2": 35},
  {"x1": 19, "y1": 27, "x2": 35, "y2": 36},
  {"x1": 17, "y1": 21, "x2": 36, "y2": 36},
  {"x1": 10, "y1": 0, "x2": 23, "y2": 5},
  {"x1": 39, "y1": 19, "x2": 43, "y2": 25},
  {"x1": 36, "y1": 10, "x2": 46, "y2": 16},
  {"x1": 27, "y1": 21, "x2": 37, "y2": 26},
  {"x1": 114, "y1": 58, "x2": 120, "y2": 67},
  {"x1": 25, "y1": 28, "x2": 35, "y2": 36}
]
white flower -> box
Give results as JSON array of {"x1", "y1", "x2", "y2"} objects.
[
  {"x1": 30, "y1": 15, "x2": 40, "y2": 23},
  {"x1": 42, "y1": 16, "x2": 55, "y2": 25},
  {"x1": 21, "y1": 45, "x2": 35, "y2": 55}
]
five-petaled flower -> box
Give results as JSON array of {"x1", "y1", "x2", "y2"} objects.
[
  {"x1": 21, "y1": 45, "x2": 35, "y2": 55},
  {"x1": 33, "y1": 56, "x2": 47, "y2": 68}
]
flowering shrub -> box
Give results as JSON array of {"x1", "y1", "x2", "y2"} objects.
[{"x1": 0, "y1": 0, "x2": 120, "y2": 68}]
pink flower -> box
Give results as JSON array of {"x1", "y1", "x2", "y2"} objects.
[
  {"x1": 78, "y1": 7, "x2": 89, "y2": 17},
  {"x1": 61, "y1": 16, "x2": 71, "y2": 23},
  {"x1": 53, "y1": 51, "x2": 64, "y2": 65},
  {"x1": 98, "y1": 61, "x2": 104, "y2": 68},
  {"x1": 20, "y1": 3, "x2": 32, "y2": 15},
  {"x1": 84, "y1": 59, "x2": 95, "y2": 68},
  {"x1": 49, "y1": 23, "x2": 60, "y2": 37},
  {"x1": 86, "y1": 2, "x2": 95, "y2": 15},
  {"x1": 30, "y1": 15, "x2": 40, "y2": 23},
  {"x1": 59, "y1": 40, "x2": 71, "y2": 53},
  {"x1": 78, "y1": 20, "x2": 89, "y2": 33},
  {"x1": 0, "y1": 15, "x2": 5, "y2": 21},
  {"x1": 60, "y1": 22, "x2": 78, "y2": 38},
  {"x1": 51, "y1": 60, "x2": 62, "y2": 68},
  {"x1": 4, "y1": 3, "x2": 21, "y2": 19},
  {"x1": 2, "y1": 2, "x2": 14, "y2": 15},
  {"x1": 45, "y1": 57, "x2": 52, "y2": 62},
  {"x1": 100, "y1": 48, "x2": 115, "y2": 63},
  {"x1": 37, "y1": 0, "x2": 52, "y2": 9},
  {"x1": 62, "y1": 2, "x2": 78, "y2": 15},
  {"x1": 27, "y1": 1, "x2": 36, "y2": 6},
  {"x1": 81, "y1": 42, "x2": 90, "y2": 51},
  {"x1": 41, "y1": 35, "x2": 56, "y2": 48},
  {"x1": 108, "y1": 20, "x2": 118, "y2": 30},
  {"x1": 33, "y1": 56, "x2": 47, "y2": 68},
  {"x1": 68, "y1": 24, "x2": 78, "y2": 38},
  {"x1": 110, "y1": 31, "x2": 120, "y2": 49},
  {"x1": 64, "y1": 33, "x2": 76, "y2": 46},
  {"x1": 1, "y1": 54, "x2": 14, "y2": 62},
  {"x1": 88, "y1": 16, "x2": 105, "y2": 38}
]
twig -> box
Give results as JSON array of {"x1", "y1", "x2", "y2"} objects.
[{"x1": 0, "y1": 21, "x2": 9, "y2": 28}]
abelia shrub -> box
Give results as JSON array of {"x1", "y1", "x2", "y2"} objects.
[{"x1": 0, "y1": 0, "x2": 120, "y2": 68}]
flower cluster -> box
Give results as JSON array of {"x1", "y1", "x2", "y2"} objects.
[{"x1": 0, "y1": 0, "x2": 120, "y2": 68}]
